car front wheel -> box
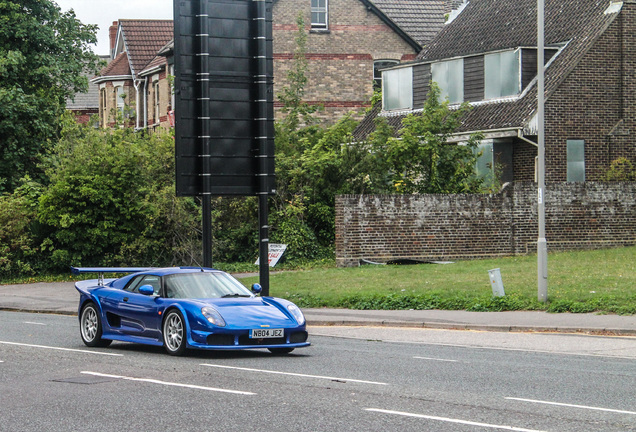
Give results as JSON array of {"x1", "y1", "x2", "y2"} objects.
[
  {"x1": 80, "y1": 303, "x2": 111, "y2": 348},
  {"x1": 163, "y1": 310, "x2": 187, "y2": 356}
]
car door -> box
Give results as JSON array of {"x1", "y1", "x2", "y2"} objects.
[{"x1": 103, "y1": 275, "x2": 163, "y2": 340}]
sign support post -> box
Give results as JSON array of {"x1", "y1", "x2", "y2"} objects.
[{"x1": 174, "y1": 0, "x2": 276, "y2": 285}]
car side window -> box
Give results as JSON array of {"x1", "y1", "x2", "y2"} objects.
[
  {"x1": 124, "y1": 276, "x2": 144, "y2": 293},
  {"x1": 142, "y1": 275, "x2": 161, "y2": 295},
  {"x1": 124, "y1": 275, "x2": 161, "y2": 294}
]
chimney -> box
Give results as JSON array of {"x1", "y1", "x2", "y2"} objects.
[{"x1": 109, "y1": 21, "x2": 118, "y2": 59}]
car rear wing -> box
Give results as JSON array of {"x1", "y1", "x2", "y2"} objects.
[{"x1": 71, "y1": 267, "x2": 155, "y2": 286}]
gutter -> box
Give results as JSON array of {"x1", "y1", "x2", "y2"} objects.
[{"x1": 90, "y1": 75, "x2": 132, "y2": 84}]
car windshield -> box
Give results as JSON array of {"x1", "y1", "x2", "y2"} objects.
[{"x1": 164, "y1": 272, "x2": 253, "y2": 299}]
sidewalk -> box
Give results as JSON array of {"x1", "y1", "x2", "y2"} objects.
[{"x1": 1, "y1": 281, "x2": 635, "y2": 336}]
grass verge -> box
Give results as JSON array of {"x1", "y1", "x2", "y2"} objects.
[{"x1": 238, "y1": 247, "x2": 636, "y2": 314}]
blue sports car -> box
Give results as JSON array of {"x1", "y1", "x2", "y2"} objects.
[{"x1": 72, "y1": 267, "x2": 310, "y2": 356}]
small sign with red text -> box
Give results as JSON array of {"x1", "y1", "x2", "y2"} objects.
[{"x1": 255, "y1": 244, "x2": 287, "y2": 267}]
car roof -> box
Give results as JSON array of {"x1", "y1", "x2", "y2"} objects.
[{"x1": 109, "y1": 267, "x2": 225, "y2": 289}]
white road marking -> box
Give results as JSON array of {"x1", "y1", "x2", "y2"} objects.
[
  {"x1": 200, "y1": 363, "x2": 388, "y2": 386},
  {"x1": 414, "y1": 356, "x2": 461, "y2": 363},
  {"x1": 365, "y1": 408, "x2": 546, "y2": 432},
  {"x1": 506, "y1": 397, "x2": 636, "y2": 416},
  {"x1": 23, "y1": 321, "x2": 47, "y2": 326},
  {"x1": 0, "y1": 340, "x2": 123, "y2": 357},
  {"x1": 81, "y1": 371, "x2": 255, "y2": 395}
]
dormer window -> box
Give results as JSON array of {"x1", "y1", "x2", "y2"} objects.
[
  {"x1": 484, "y1": 49, "x2": 521, "y2": 99},
  {"x1": 382, "y1": 66, "x2": 412, "y2": 111},
  {"x1": 311, "y1": 0, "x2": 328, "y2": 30},
  {"x1": 431, "y1": 58, "x2": 463, "y2": 104}
]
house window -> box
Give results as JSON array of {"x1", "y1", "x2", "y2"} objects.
[
  {"x1": 484, "y1": 49, "x2": 521, "y2": 99},
  {"x1": 474, "y1": 140, "x2": 494, "y2": 183},
  {"x1": 100, "y1": 88, "x2": 108, "y2": 126},
  {"x1": 116, "y1": 86, "x2": 125, "y2": 116},
  {"x1": 153, "y1": 80, "x2": 160, "y2": 124},
  {"x1": 311, "y1": 0, "x2": 328, "y2": 29},
  {"x1": 431, "y1": 59, "x2": 463, "y2": 103},
  {"x1": 567, "y1": 139, "x2": 585, "y2": 182},
  {"x1": 374, "y1": 60, "x2": 399, "y2": 90},
  {"x1": 382, "y1": 66, "x2": 412, "y2": 111}
]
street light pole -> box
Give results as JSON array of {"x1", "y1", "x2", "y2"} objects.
[{"x1": 537, "y1": 0, "x2": 548, "y2": 302}]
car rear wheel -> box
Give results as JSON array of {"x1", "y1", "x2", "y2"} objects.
[
  {"x1": 268, "y1": 348, "x2": 294, "y2": 355},
  {"x1": 163, "y1": 310, "x2": 187, "y2": 356},
  {"x1": 80, "y1": 303, "x2": 111, "y2": 348}
]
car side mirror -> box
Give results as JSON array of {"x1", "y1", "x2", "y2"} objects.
[
  {"x1": 139, "y1": 284, "x2": 155, "y2": 296},
  {"x1": 251, "y1": 283, "x2": 262, "y2": 295}
]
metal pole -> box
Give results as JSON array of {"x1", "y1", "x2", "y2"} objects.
[
  {"x1": 255, "y1": 0, "x2": 273, "y2": 295},
  {"x1": 199, "y1": 0, "x2": 213, "y2": 268},
  {"x1": 202, "y1": 196, "x2": 212, "y2": 267},
  {"x1": 537, "y1": 0, "x2": 548, "y2": 302}
]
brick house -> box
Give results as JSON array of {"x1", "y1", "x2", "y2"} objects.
[
  {"x1": 91, "y1": 20, "x2": 173, "y2": 129},
  {"x1": 355, "y1": 0, "x2": 636, "y2": 182},
  {"x1": 272, "y1": 0, "x2": 455, "y2": 121},
  {"x1": 93, "y1": 2, "x2": 458, "y2": 129}
]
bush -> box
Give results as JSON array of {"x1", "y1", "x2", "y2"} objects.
[
  {"x1": 38, "y1": 121, "x2": 200, "y2": 269},
  {"x1": 0, "y1": 177, "x2": 42, "y2": 276}
]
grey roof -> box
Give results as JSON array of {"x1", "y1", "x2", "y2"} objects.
[
  {"x1": 418, "y1": 0, "x2": 613, "y2": 61},
  {"x1": 369, "y1": 0, "x2": 450, "y2": 47},
  {"x1": 355, "y1": 0, "x2": 623, "y2": 140},
  {"x1": 66, "y1": 56, "x2": 110, "y2": 110}
]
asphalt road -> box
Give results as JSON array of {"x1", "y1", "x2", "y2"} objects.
[{"x1": 1, "y1": 311, "x2": 635, "y2": 431}]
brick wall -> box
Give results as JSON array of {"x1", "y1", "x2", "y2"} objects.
[
  {"x1": 335, "y1": 182, "x2": 636, "y2": 266},
  {"x1": 273, "y1": 0, "x2": 419, "y2": 122}
]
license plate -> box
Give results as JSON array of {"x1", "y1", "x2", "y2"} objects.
[{"x1": 250, "y1": 328, "x2": 284, "y2": 339}]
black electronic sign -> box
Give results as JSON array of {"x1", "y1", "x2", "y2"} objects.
[{"x1": 174, "y1": 0, "x2": 275, "y2": 197}]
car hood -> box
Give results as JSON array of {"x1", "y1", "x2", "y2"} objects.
[{"x1": 195, "y1": 297, "x2": 298, "y2": 328}]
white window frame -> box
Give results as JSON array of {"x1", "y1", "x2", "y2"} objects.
[
  {"x1": 115, "y1": 85, "x2": 125, "y2": 116},
  {"x1": 311, "y1": 0, "x2": 328, "y2": 29},
  {"x1": 484, "y1": 49, "x2": 521, "y2": 99},
  {"x1": 153, "y1": 77, "x2": 160, "y2": 124},
  {"x1": 431, "y1": 58, "x2": 464, "y2": 104},
  {"x1": 382, "y1": 66, "x2": 413, "y2": 111}
]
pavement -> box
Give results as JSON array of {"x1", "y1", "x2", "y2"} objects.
[{"x1": 1, "y1": 281, "x2": 636, "y2": 336}]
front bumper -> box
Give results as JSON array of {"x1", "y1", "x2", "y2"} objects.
[{"x1": 188, "y1": 329, "x2": 310, "y2": 350}]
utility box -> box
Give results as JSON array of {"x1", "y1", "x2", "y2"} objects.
[{"x1": 488, "y1": 268, "x2": 505, "y2": 297}]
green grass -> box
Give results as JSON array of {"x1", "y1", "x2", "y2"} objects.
[{"x1": 238, "y1": 246, "x2": 636, "y2": 314}]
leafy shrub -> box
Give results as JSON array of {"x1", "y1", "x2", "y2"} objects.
[
  {"x1": 0, "y1": 177, "x2": 42, "y2": 276},
  {"x1": 37, "y1": 121, "x2": 200, "y2": 269}
]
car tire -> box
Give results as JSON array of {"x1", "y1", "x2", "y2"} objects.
[
  {"x1": 268, "y1": 348, "x2": 294, "y2": 355},
  {"x1": 80, "y1": 303, "x2": 112, "y2": 348},
  {"x1": 163, "y1": 310, "x2": 187, "y2": 356}
]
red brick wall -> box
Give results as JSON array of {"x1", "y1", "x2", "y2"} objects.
[{"x1": 273, "y1": 0, "x2": 420, "y2": 123}]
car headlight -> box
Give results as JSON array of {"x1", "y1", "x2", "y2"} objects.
[
  {"x1": 202, "y1": 307, "x2": 226, "y2": 327},
  {"x1": 287, "y1": 304, "x2": 305, "y2": 325}
]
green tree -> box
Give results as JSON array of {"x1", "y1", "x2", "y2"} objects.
[
  {"x1": 38, "y1": 118, "x2": 200, "y2": 269},
  {"x1": 0, "y1": 0, "x2": 101, "y2": 192},
  {"x1": 379, "y1": 83, "x2": 484, "y2": 193}
]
